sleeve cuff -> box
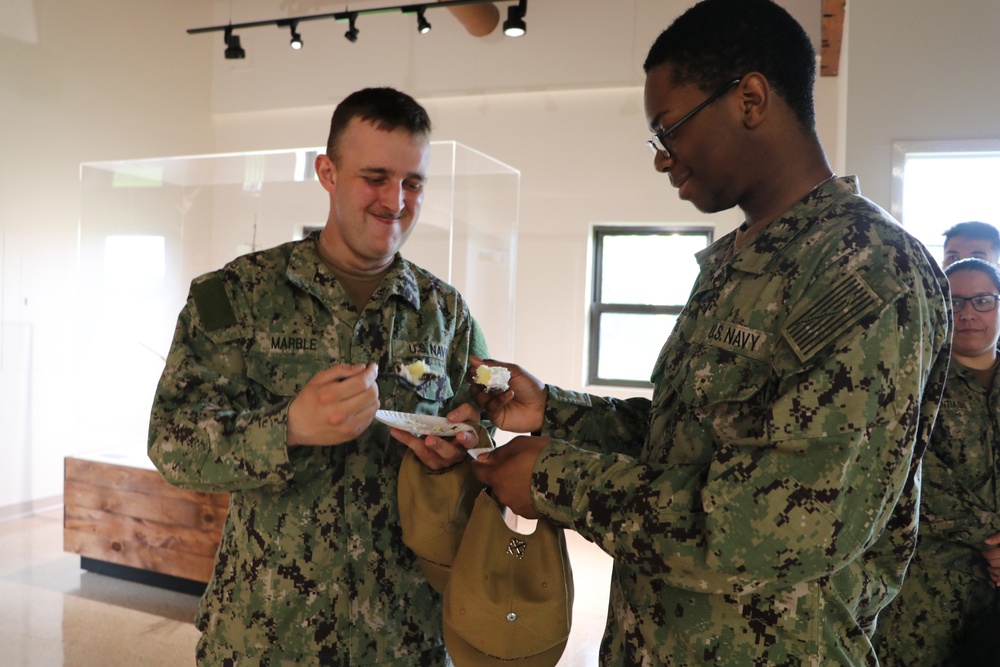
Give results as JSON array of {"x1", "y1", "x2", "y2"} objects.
[{"x1": 538, "y1": 385, "x2": 593, "y2": 440}]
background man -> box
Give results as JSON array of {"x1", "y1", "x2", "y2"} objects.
[{"x1": 942, "y1": 220, "x2": 1000, "y2": 268}]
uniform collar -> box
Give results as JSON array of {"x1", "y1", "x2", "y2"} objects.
[
  {"x1": 286, "y1": 236, "x2": 423, "y2": 311},
  {"x1": 696, "y1": 175, "x2": 861, "y2": 275},
  {"x1": 951, "y1": 350, "x2": 1000, "y2": 388}
]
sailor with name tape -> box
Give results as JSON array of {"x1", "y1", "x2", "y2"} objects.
[
  {"x1": 466, "y1": 2, "x2": 952, "y2": 665},
  {"x1": 873, "y1": 258, "x2": 1000, "y2": 665},
  {"x1": 507, "y1": 176, "x2": 950, "y2": 665},
  {"x1": 148, "y1": 88, "x2": 488, "y2": 665}
]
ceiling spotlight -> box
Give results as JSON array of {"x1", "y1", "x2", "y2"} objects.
[
  {"x1": 344, "y1": 13, "x2": 359, "y2": 43},
  {"x1": 503, "y1": 0, "x2": 526, "y2": 37},
  {"x1": 416, "y1": 7, "x2": 432, "y2": 34},
  {"x1": 224, "y1": 26, "x2": 246, "y2": 59},
  {"x1": 288, "y1": 21, "x2": 303, "y2": 49}
]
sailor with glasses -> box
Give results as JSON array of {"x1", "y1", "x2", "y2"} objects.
[
  {"x1": 462, "y1": 1, "x2": 951, "y2": 665},
  {"x1": 875, "y1": 257, "x2": 1000, "y2": 666}
]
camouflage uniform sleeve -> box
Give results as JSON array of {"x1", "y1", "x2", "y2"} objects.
[
  {"x1": 440, "y1": 306, "x2": 487, "y2": 412},
  {"x1": 148, "y1": 271, "x2": 293, "y2": 492},
  {"x1": 914, "y1": 361, "x2": 1000, "y2": 549},
  {"x1": 921, "y1": 449, "x2": 998, "y2": 546},
  {"x1": 468, "y1": 313, "x2": 489, "y2": 361},
  {"x1": 537, "y1": 386, "x2": 651, "y2": 458},
  {"x1": 531, "y1": 246, "x2": 949, "y2": 595}
]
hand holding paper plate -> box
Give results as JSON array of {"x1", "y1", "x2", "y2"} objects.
[
  {"x1": 375, "y1": 410, "x2": 474, "y2": 437},
  {"x1": 376, "y1": 410, "x2": 491, "y2": 459}
]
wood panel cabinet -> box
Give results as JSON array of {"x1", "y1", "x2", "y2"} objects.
[{"x1": 63, "y1": 451, "x2": 228, "y2": 586}]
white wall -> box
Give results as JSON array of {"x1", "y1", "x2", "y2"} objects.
[
  {"x1": 7, "y1": 0, "x2": 950, "y2": 513},
  {"x1": 844, "y1": 0, "x2": 1000, "y2": 215},
  {"x1": 0, "y1": 0, "x2": 214, "y2": 514}
]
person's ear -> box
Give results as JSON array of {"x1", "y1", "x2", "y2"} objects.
[
  {"x1": 737, "y1": 72, "x2": 769, "y2": 129},
  {"x1": 315, "y1": 154, "x2": 337, "y2": 193}
]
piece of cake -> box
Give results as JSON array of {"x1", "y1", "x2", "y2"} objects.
[
  {"x1": 474, "y1": 365, "x2": 510, "y2": 392},
  {"x1": 399, "y1": 360, "x2": 435, "y2": 385}
]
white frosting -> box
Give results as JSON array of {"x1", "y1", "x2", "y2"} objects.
[{"x1": 475, "y1": 365, "x2": 510, "y2": 391}]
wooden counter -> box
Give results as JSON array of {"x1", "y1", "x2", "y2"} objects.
[{"x1": 63, "y1": 449, "x2": 228, "y2": 591}]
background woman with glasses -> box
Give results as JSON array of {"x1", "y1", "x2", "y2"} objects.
[{"x1": 874, "y1": 257, "x2": 1000, "y2": 666}]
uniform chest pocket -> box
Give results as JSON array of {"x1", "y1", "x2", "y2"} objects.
[
  {"x1": 667, "y1": 342, "x2": 769, "y2": 409},
  {"x1": 383, "y1": 356, "x2": 456, "y2": 413},
  {"x1": 246, "y1": 351, "x2": 326, "y2": 400},
  {"x1": 936, "y1": 399, "x2": 992, "y2": 452},
  {"x1": 934, "y1": 400, "x2": 995, "y2": 482}
]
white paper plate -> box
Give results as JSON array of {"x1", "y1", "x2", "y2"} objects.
[
  {"x1": 467, "y1": 447, "x2": 492, "y2": 460},
  {"x1": 375, "y1": 410, "x2": 475, "y2": 437}
]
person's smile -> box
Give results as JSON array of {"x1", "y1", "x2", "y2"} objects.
[
  {"x1": 670, "y1": 171, "x2": 692, "y2": 199},
  {"x1": 369, "y1": 208, "x2": 403, "y2": 224}
]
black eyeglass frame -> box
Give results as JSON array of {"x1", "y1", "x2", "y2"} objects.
[
  {"x1": 951, "y1": 293, "x2": 1000, "y2": 313},
  {"x1": 646, "y1": 77, "x2": 742, "y2": 158}
]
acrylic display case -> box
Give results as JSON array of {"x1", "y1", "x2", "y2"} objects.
[{"x1": 76, "y1": 142, "x2": 519, "y2": 454}]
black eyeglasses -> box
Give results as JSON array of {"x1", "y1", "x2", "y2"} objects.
[
  {"x1": 951, "y1": 294, "x2": 1000, "y2": 312},
  {"x1": 646, "y1": 78, "x2": 742, "y2": 158}
]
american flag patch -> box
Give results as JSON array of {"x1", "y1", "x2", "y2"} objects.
[{"x1": 783, "y1": 271, "x2": 882, "y2": 362}]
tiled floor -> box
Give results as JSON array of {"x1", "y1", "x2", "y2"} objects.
[{"x1": 0, "y1": 509, "x2": 612, "y2": 666}]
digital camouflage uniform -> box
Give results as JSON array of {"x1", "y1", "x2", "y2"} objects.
[
  {"x1": 529, "y1": 177, "x2": 951, "y2": 666},
  {"x1": 148, "y1": 235, "x2": 486, "y2": 666},
  {"x1": 872, "y1": 356, "x2": 1000, "y2": 666}
]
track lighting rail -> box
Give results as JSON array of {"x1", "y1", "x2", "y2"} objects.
[{"x1": 190, "y1": 0, "x2": 527, "y2": 58}]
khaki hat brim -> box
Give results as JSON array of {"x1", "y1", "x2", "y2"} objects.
[
  {"x1": 398, "y1": 423, "x2": 494, "y2": 592},
  {"x1": 443, "y1": 616, "x2": 568, "y2": 667}
]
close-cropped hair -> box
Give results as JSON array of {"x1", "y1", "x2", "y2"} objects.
[
  {"x1": 643, "y1": 0, "x2": 816, "y2": 130},
  {"x1": 326, "y1": 87, "x2": 432, "y2": 162},
  {"x1": 945, "y1": 257, "x2": 1000, "y2": 292},
  {"x1": 943, "y1": 221, "x2": 1000, "y2": 250}
]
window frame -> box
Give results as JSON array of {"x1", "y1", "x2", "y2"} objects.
[
  {"x1": 891, "y1": 139, "x2": 1000, "y2": 259},
  {"x1": 588, "y1": 224, "x2": 713, "y2": 388}
]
